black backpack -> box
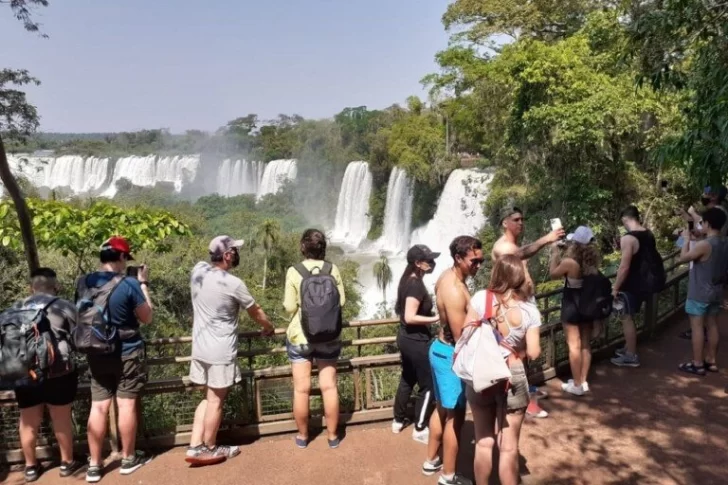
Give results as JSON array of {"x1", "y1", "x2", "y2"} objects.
[
  {"x1": 295, "y1": 262, "x2": 342, "y2": 344},
  {"x1": 577, "y1": 272, "x2": 614, "y2": 320},
  {"x1": 72, "y1": 274, "x2": 126, "y2": 356},
  {"x1": 638, "y1": 232, "x2": 666, "y2": 294},
  {"x1": 0, "y1": 297, "x2": 58, "y2": 386}
]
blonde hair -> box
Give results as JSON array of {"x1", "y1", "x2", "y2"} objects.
[
  {"x1": 564, "y1": 243, "x2": 601, "y2": 276},
  {"x1": 488, "y1": 254, "x2": 530, "y2": 300}
]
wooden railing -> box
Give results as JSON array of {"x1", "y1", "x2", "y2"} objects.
[{"x1": 0, "y1": 253, "x2": 688, "y2": 464}]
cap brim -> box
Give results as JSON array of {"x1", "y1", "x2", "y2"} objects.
[
  {"x1": 126, "y1": 253, "x2": 135, "y2": 261},
  {"x1": 232, "y1": 239, "x2": 244, "y2": 248},
  {"x1": 566, "y1": 234, "x2": 575, "y2": 241},
  {"x1": 429, "y1": 252, "x2": 441, "y2": 260}
]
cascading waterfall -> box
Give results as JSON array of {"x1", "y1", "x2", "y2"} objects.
[
  {"x1": 257, "y1": 159, "x2": 297, "y2": 200},
  {"x1": 377, "y1": 167, "x2": 414, "y2": 253},
  {"x1": 410, "y1": 168, "x2": 494, "y2": 285},
  {"x1": 215, "y1": 159, "x2": 264, "y2": 196},
  {"x1": 2, "y1": 154, "x2": 109, "y2": 195},
  {"x1": 331, "y1": 161, "x2": 373, "y2": 247},
  {"x1": 103, "y1": 154, "x2": 200, "y2": 197}
]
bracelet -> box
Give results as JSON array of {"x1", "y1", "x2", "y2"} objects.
[{"x1": 139, "y1": 281, "x2": 150, "y2": 287}]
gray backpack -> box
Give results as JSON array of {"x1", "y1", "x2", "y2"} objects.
[
  {"x1": 0, "y1": 297, "x2": 58, "y2": 386},
  {"x1": 72, "y1": 274, "x2": 126, "y2": 355},
  {"x1": 294, "y1": 262, "x2": 342, "y2": 343}
]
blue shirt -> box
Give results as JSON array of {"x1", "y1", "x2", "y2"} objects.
[{"x1": 80, "y1": 272, "x2": 146, "y2": 355}]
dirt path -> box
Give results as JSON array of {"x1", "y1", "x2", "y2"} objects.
[{"x1": 4, "y1": 319, "x2": 728, "y2": 485}]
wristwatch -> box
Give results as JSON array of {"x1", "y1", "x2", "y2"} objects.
[{"x1": 139, "y1": 281, "x2": 150, "y2": 287}]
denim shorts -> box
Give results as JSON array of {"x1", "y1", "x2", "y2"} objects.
[
  {"x1": 617, "y1": 291, "x2": 644, "y2": 316},
  {"x1": 685, "y1": 299, "x2": 722, "y2": 316},
  {"x1": 286, "y1": 339, "x2": 342, "y2": 364}
]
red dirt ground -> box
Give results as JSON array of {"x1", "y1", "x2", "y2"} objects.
[{"x1": 4, "y1": 319, "x2": 728, "y2": 485}]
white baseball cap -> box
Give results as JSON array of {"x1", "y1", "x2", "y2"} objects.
[
  {"x1": 208, "y1": 235, "x2": 244, "y2": 256},
  {"x1": 566, "y1": 226, "x2": 595, "y2": 245}
]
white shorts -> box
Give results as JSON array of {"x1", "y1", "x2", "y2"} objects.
[{"x1": 188, "y1": 359, "x2": 242, "y2": 389}]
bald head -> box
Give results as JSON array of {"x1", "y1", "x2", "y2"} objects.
[{"x1": 30, "y1": 267, "x2": 58, "y2": 295}]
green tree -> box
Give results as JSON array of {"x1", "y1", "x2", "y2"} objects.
[
  {"x1": 252, "y1": 219, "x2": 281, "y2": 291},
  {"x1": 372, "y1": 252, "x2": 393, "y2": 307}
]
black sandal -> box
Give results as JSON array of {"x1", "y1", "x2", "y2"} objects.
[
  {"x1": 679, "y1": 362, "x2": 706, "y2": 376},
  {"x1": 704, "y1": 361, "x2": 719, "y2": 373}
]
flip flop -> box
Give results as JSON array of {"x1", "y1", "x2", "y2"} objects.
[{"x1": 678, "y1": 362, "x2": 706, "y2": 376}]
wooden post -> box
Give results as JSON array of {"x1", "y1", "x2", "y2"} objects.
[
  {"x1": 108, "y1": 400, "x2": 121, "y2": 456},
  {"x1": 646, "y1": 293, "x2": 658, "y2": 339}
]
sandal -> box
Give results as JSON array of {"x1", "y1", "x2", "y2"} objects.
[
  {"x1": 678, "y1": 362, "x2": 706, "y2": 376},
  {"x1": 704, "y1": 361, "x2": 719, "y2": 373}
]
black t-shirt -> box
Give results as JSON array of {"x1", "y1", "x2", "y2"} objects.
[
  {"x1": 398, "y1": 278, "x2": 433, "y2": 341},
  {"x1": 623, "y1": 229, "x2": 656, "y2": 294}
]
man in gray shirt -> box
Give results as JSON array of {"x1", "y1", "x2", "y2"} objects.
[{"x1": 185, "y1": 235, "x2": 275, "y2": 465}]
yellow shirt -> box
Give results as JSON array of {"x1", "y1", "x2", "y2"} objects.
[{"x1": 284, "y1": 259, "x2": 346, "y2": 345}]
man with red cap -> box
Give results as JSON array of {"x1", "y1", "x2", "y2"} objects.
[{"x1": 79, "y1": 236, "x2": 154, "y2": 483}]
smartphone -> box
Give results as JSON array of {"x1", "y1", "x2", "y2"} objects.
[
  {"x1": 126, "y1": 266, "x2": 140, "y2": 279},
  {"x1": 550, "y1": 218, "x2": 563, "y2": 231},
  {"x1": 688, "y1": 221, "x2": 694, "y2": 231}
]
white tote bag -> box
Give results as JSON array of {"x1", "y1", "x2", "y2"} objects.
[{"x1": 452, "y1": 290, "x2": 512, "y2": 393}]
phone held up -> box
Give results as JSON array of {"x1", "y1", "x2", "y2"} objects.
[
  {"x1": 550, "y1": 218, "x2": 567, "y2": 247},
  {"x1": 126, "y1": 264, "x2": 147, "y2": 280}
]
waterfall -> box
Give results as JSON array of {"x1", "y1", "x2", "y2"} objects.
[
  {"x1": 103, "y1": 154, "x2": 200, "y2": 197},
  {"x1": 257, "y1": 159, "x2": 297, "y2": 200},
  {"x1": 2, "y1": 154, "x2": 109, "y2": 195},
  {"x1": 215, "y1": 159, "x2": 264, "y2": 196},
  {"x1": 377, "y1": 167, "x2": 414, "y2": 254},
  {"x1": 411, "y1": 168, "x2": 494, "y2": 285},
  {"x1": 331, "y1": 161, "x2": 373, "y2": 247}
]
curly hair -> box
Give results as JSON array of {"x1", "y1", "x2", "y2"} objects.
[{"x1": 565, "y1": 242, "x2": 601, "y2": 276}]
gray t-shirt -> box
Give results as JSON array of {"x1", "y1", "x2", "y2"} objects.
[
  {"x1": 190, "y1": 262, "x2": 255, "y2": 365},
  {"x1": 16, "y1": 293, "x2": 77, "y2": 376}
]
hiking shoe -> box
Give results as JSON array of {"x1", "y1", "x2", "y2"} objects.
[
  {"x1": 568, "y1": 379, "x2": 589, "y2": 393},
  {"x1": 210, "y1": 445, "x2": 240, "y2": 459},
  {"x1": 392, "y1": 419, "x2": 405, "y2": 434},
  {"x1": 422, "y1": 457, "x2": 443, "y2": 476},
  {"x1": 186, "y1": 444, "x2": 207, "y2": 458},
  {"x1": 561, "y1": 381, "x2": 585, "y2": 396},
  {"x1": 85, "y1": 464, "x2": 103, "y2": 483},
  {"x1": 526, "y1": 399, "x2": 548, "y2": 418},
  {"x1": 438, "y1": 474, "x2": 473, "y2": 485},
  {"x1": 611, "y1": 354, "x2": 640, "y2": 367},
  {"x1": 59, "y1": 459, "x2": 84, "y2": 478},
  {"x1": 184, "y1": 446, "x2": 226, "y2": 466},
  {"x1": 615, "y1": 347, "x2": 627, "y2": 357},
  {"x1": 119, "y1": 450, "x2": 152, "y2": 475},
  {"x1": 24, "y1": 464, "x2": 41, "y2": 482},
  {"x1": 412, "y1": 427, "x2": 429, "y2": 445}
]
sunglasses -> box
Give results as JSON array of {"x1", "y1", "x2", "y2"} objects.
[{"x1": 469, "y1": 258, "x2": 485, "y2": 266}]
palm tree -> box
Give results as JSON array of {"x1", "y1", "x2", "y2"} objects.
[
  {"x1": 254, "y1": 219, "x2": 281, "y2": 291},
  {"x1": 373, "y1": 252, "x2": 393, "y2": 307}
]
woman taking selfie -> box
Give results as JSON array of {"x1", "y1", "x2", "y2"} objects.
[
  {"x1": 392, "y1": 245, "x2": 440, "y2": 444},
  {"x1": 466, "y1": 254, "x2": 542, "y2": 485},
  {"x1": 549, "y1": 226, "x2": 600, "y2": 396}
]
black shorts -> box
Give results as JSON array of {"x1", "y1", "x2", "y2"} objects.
[
  {"x1": 15, "y1": 371, "x2": 79, "y2": 409},
  {"x1": 560, "y1": 289, "x2": 592, "y2": 324}
]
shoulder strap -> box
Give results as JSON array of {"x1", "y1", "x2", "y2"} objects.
[
  {"x1": 102, "y1": 275, "x2": 127, "y2": 315},
  {"x1": 483, "y1": 290, "x2": 494, "y2": 320},
  {"x1": 321, "y1": 261, "x2": 332, "y2": 275},
  {"x1": 294, "y1": 263, "x2": 312, "y2": 279},
  {"x1": 41, "y1": 297, "x2": 59, "y2": 313}
]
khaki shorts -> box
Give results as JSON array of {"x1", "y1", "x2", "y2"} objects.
[
  {"x1": 88, "y1": 347, "x2": 147, "y2": 401},
  {"x1": 189, "y1": 359, "x2": 242, "y2": 389},
  {"x1": 466, "y1": 360, "x2": 530, "y2": 413}
]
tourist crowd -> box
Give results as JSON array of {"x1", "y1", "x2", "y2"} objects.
[{"x1": 2, "y1": 187, "x2": 728, "y2": 484}]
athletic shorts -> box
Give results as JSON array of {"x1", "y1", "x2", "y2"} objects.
[
  {"x1": 429, "y1": 339, "x2": 465, "y2": 410},
  {"x1": 685, "y1": 299, "x2": 722, "y2": 316},
  {"x1": 88, "y1": 347, "x2": 147, "y2": 401},
  {"x1": 466, "y1": 360, "x2": 529, "y2": 413},
  {"x1": 15, "y1": 371, "x2": 79, "y2": 409},
  {"x1": 617, "y1": 291, "x2": 644, "y2": 316},
  {"x1": 188, "y1": 359, "x2": 242, "y2": 389},
  {"x1": 286, "y1": 339, "x2": 341, "y2": 364}
]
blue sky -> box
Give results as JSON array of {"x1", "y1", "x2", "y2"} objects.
[{"x1": 1, "y1": 0, "x2": 452, "y2": 133}]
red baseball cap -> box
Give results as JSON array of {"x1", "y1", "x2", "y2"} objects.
[{"x1": 101, "y1": 236, "x2": 134, "y2": 260}]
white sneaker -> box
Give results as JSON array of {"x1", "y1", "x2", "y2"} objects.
[
  {"x1": 412, "y1": 427, "x2": 429, "y2": 445},
  {"x1": 561, "y1": 381, "x2": 585, "y2": 396},
  {"x1": 392, "y1": 420, "x2": 404, "y2": 434},
  {"x1": 567, "y1": 379, "x2": 590, "y2": 392}
]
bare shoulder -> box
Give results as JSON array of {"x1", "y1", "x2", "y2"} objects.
[{"x1": 493, "y1": 237, "x2": 518, "y2": 259}]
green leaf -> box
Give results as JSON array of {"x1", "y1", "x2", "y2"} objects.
[{"x1": 1, "y1": 236, "x2": 9, "y2": 247}]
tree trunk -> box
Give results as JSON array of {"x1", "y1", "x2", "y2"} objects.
[
  {"x1": 262, "y1": 253, "x2": 268, "y2": 291},
  {"x1": 0, "y1": 134, "x2": 39, "y2": 274}
]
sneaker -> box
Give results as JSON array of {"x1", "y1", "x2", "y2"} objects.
[
  {"x1": 611, "y1": 353, "x2": 640, "y2": 368},
  {"x1": 392, "y1": 419, "x2": 405, "y2": 434},
  {"x1": 24, "y1": 464, "x2": 41, "y2": 483},
  {"x1": 615, "y1": 347, "x2": 627, "y2": 357},
  {"x1": 438, "y1": 474, "x2": 473, "y2": 485},
  {"x1": 59, "y1": 459, "x2": 84, "y2": 478},
  {"x1": 561, "y1": 381, "x2": 585, "y2": 396},
  {"x1": 422, "y1": 457, "x2": 443, "y2": 476},
  {"x1": 85, "y1": 464, "x2": 103, "y2": 483},
  {"x1": 568, "y1": 379, "x2": 589, "y2": 393},
  {"x1": 186, "y1": 444, "x2": 207, "y2": 458},
  {"x1": 210, "y1": 445, "x2": 241, "y2": 459},
  {"x1": 412, "y1": 427, "x2": 429, "y2": 445},
  {"x1": 119, "y1": 450, "x2": 152, "y2": 475},
  {"x1": 526, "y1": 400, "x2": 548, "y2": 418},
  {"x1": 327, "y1": 437, "x2": 341, "y2": 449}
]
